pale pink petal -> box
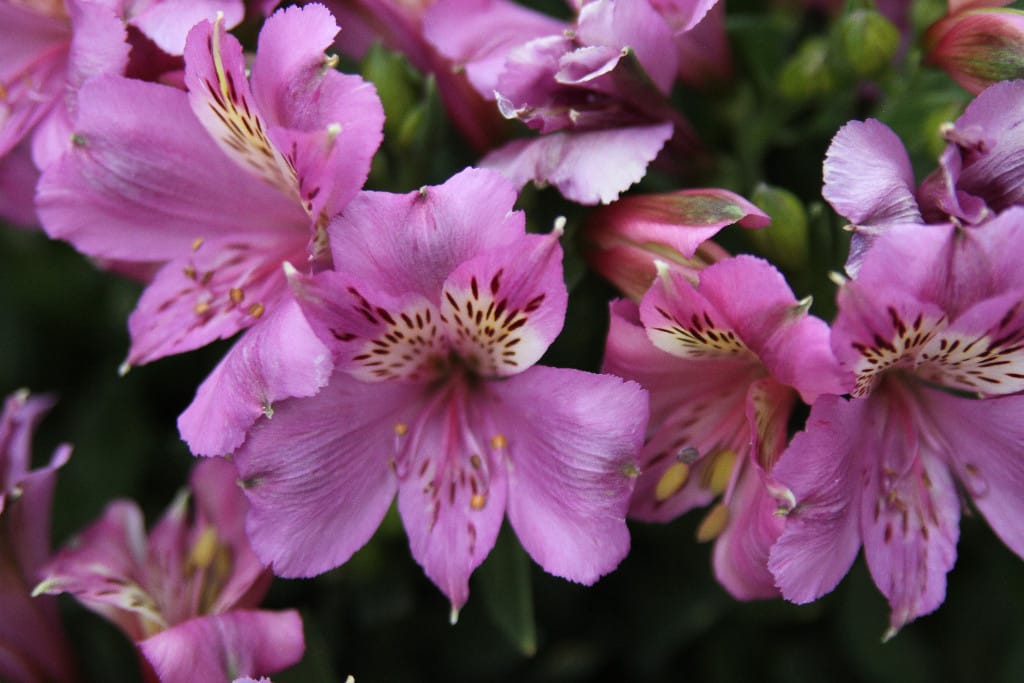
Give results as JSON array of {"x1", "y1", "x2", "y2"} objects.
[
  {"x1": 327, "y1": 168, "x2": 526, "y2": 298},
  {"x1": 648, "y1": 0, "x2": 719, "y2": 33},
  {"x1": 231, "y1": 375, "x2": 415, "y2": 577},
  {"x1": 440, "y1": 231, "x2": 567, "y2": 376},
  {"x1": 178, "y1": 297, "x2": 333, "y2": 456},
  {"x1": 129, "y1": 0, "x2": 245, "y2": 56},
  {"x1": 496, "y1": 366, "x2": 646, "y2": 584},
  {"x1": 952, "y1": 80, "x2": 1024, "y2": 212},
  {"x1": 769, "y1": 395, "x2": 865, "y2": 605},
  {"x1": 481, "y1": 123, "x2": 674, "y2": 205},
  {"x1": 139, "y1": 610, "x2": 303, "y2": 683}
]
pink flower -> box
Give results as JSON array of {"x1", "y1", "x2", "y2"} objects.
[
  {"x1": 36, "y1": 458, "x2": 304, "y2": 683},
  {"x1": 37, "y1": 4, "x2": 384, "y2": 456},
  {"x1": 770, "y1": 211, "x2": 1024, "y2": 637},
  {"x1": 603, "y1": 256, "x2": 844, "y2": 598},
  {"x1": 925, "y1": 1, "x2": 1024, "y2": 94},
  {"x1": 0, "y1": 390, "x2": 77, "y2": 683},
  {"x1": 424, "y1": 0, "x2": 710, "y2": 204},
  {"x1": 231, "y1": 168, "x2": 648, "y2": 616}
]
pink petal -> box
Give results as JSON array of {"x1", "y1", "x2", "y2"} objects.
[
  {"x1": 954, "y1": 80, "x2": 1024, "y2": 215},
  {"x1": 923, "y1": 389, "x2": 1024, "y2": 562},
  {"x1": 37, "y1": 75, "x2": 304, "y2": 262},
  {"x1": 129, "y1": 0, "x2": 245, "y2": 56},
  {"x1": 327, "y1": 168, "x2": 526, "y2": 299},
  {"x1": 481, "y1": 123, "x2": 674, "y2": 205},
  {"x1": 231, "y1": 374, "x2": 414, "y2": 577},
  {"x1": 127, "y1": 236, "x2": 301, "y2": 365},
  {"x1": 0, "y1": 141, "x2": 39, "y2": 228},
  {"x1": 396, "y1": 386, "x2": 510, "y2": 611},
  {"x1": 495, "y1": 366, "x2": 647, "y2": 585},
  {"x1": 822, "y1": 119, "x2": 922, "y2": 271},
  {"x1": 440, "y1": 230, "x2": 567, "y2": 376},
  {"x1": 769, "y1": 395, "x2": 865, "y2": 605},
  {"x1": 178, "y1": 297, "x2": 333, "y2": 456},
  {"x1": 576, "y1": 0, "x2": 678, "y2": 93},
  {"x1": 139, "y1": 610, "x2": 304, "y2": 683},
  {"x1": 252, "y1": 3, "x2": 384, "y2": 220}
]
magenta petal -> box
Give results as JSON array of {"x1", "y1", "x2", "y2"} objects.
[
  {"x1": 178, "y1": 297, "x2": 333, "y2": 457},
  {"x1": 822, "y1": 119, "x2": 922, "y2": 256},
  {"x1": 0, "y1": 141, "x2": 40, "y2": 228},
  {"x1": 482, "y1": 123, "x2": 674, "y2": 204},
  {"x1": 328, "y1": 168, "x2": 526, "y2": 298},
  {"x1": 231, "y1": 374, "x2": 414, "y2": 577},
  {"x1": 139, "y1": 610, "x2": 303, "y2": 683},
  {"x1": 953, "y1": 80, "x2": 1024, "y2": 213},
  {"x1": 924, "y1": 390, "x2": 1024, "y2": 561},
  {"x1": 496, "y1": 366, "x2": 646, "y2": 584},
  {"x1": 769, "y1": 396, "x2": 864, "y2": 605}
]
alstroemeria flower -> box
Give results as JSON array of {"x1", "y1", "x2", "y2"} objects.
[
  {"x1": 36, "y1": 458, "x2": 304, "y2": 683},
  {"x1": 231, "y1": 168, "x2": 648, "y2": 615},
  {"x1": 824, "y1": 80, "x2": 1024, "y2": 271},
  {"x1": 770, "y1": 210, "x2": 1024, "y2": 637},
  {"x1": 37, "y1": 4, "x2": 384, "y2": 455},
  {"x1": 0, "y1": 391, "x2": 77, "y2": 683},
  {"x1": 0, "y1": 0, "x2": 129, "y2": 224},
  {"x1": 583, "y1": 188, "x2": 770, "y2": 299},
  {"x1": 602, "y1": 256, "x2": 844, "y2": 598},
  {"x1": 425, "y1": 0, "x2": 708, "y2": 204}
]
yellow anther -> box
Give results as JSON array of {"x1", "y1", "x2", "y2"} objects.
[
  {"x1": 470, "y1": 493, "x2": 487, "y2": 510},
  {"x1": 183, "y1": 265, "x2": 197, "y2": 281},
  {"x1": 0, "y1": 83, "x2": 7, "y2": 100},
  {"x1": 705, "y1": 450, "x2": 736, "y2": 496},
  {"x1": 469, "y1": 454, "x2": 482, "y2": 469},
  {"x1": 394, "y1": 422, "x2": 408, "y2": 436},
  {"x1": 229, "y1": 287, "x2": 244, "y2": 304},
  {"x1": 194, "y1": 301, "x2": 211, "y2": 315},
  {"x1": 191, "y1": 237, "x2": 204, "y2": 251},
  {"x1": 654, "y1": 462, "x2": 690, "y2": 502},
  {"x1": 188, "y1": 527, "x2": 219, "y2": 570},
  {"x1": 247, "y1": 302, "x2": 265, "y2": 318},
  {"x1": 695, "y1": 502, "x2": 730, "y2": 542},
  {"x1": 490, "y1": 434, "x2": 507, "y2": 449}
]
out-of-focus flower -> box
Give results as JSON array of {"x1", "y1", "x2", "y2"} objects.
[
  {"x1": 603, "y1": 256, "x2": 844, "y2": 599},
  {"x1": 0, "y1": 390, "x2": 77, "y2": 683},
  {"x1": 824, "y1": 80, "x2": 1024, "y2": 271},
  {"x1": 583, "y1": 188, "x2": 769, "y2": 299},
  {"x1": 37, "y1": 4, "x2": 384, "y2": 456},
  {"x1": 425, "y1": 0, "x2": 711, "y2": 204},
  {"x1": 36, "y1": 458, "x2": 304, "y2": 683},
  {"x1": 231, "y1": 168, "x2": 647, "y2": 617},
  {"x1": 925, "y1": 1, "x2": 1024, "y2": 94},
  {"x1": 770, "y1": 212, "x2": 1024, "y2": 637}
]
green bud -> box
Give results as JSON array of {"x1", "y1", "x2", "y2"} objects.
[
  {"x1": 778, "y1": 37, "x2": 834, "y2": 102},
  {"x1": 748, "y1": 184, "x2": 809, "y2": 270},
  {"x1": 833, "y1": 9, "x2": 901, "y2": 78},
  {"x1": 360, "y1": 43, "x2": 421, "y2": 138}
]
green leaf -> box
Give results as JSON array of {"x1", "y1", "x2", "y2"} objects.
[{"x1": 476, "y1": 523, "x2": 537, "y2": 657}]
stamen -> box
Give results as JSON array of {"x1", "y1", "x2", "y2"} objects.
[
  {"x1": 654, "y1": 462, "x2": 689, "y2": 501},
  {"x1": 247, "y1": 302, "x2": 265, "y2": 318},
  {"x1": 394, "y1": 422, "x2": 409, "y2": 436},
  {"x1": 490, "y1": 434, "x2": 507, "y2": 449},
  {"x1": 696, "y1": 502, "x2": 730, "y2": 542}
]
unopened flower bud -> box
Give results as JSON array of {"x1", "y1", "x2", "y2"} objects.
[
  {"x1": 925, "y1": 8, "x2": 1024, "y2": 94},
  {"x1": 778, "y1": 37, "x2": 834, "y2": 101},
  {"x1": 584, "y1": 190, "x2": 770, "y2": 299},
  {"x1": 748, "y1": 184, "x2": 810, "y2": 270}
]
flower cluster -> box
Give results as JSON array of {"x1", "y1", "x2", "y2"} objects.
[{"x1": 3, "y1": 0, "x2": 1024, "y2": 680}]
